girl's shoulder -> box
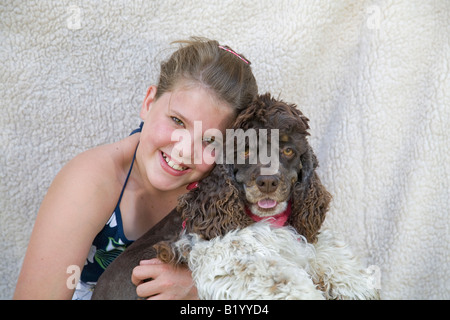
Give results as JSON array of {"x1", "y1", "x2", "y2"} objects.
[
  {"x1": 39, "y1": 135, "x2": 140, "y2": 232},
  {"x1": 65, "y1": 135, "x2": 139, "y2": 189},
  {"x1": 54, "y1": 135, "x2": 139, "y2": 206}
]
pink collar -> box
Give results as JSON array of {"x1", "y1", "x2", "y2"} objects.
[{"x1": 245, "y1": 201, "x2": 292, "y2": 227}]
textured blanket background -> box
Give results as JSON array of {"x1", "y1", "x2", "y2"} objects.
[{"x1": 1, "y1": 0, "x2": 448, "y2": 299}]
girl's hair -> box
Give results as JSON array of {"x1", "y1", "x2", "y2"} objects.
[{"x1": 155, "y1": 37, "x2": 258, "y2": 113}]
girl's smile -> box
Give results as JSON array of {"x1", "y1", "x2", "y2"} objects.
[{"x1": 160, "y1": 151, "x2": 190, "y2": 175}]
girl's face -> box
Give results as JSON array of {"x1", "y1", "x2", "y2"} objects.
[{"x1": 137, "y1": 85, "x2": 235, "y2": 192}]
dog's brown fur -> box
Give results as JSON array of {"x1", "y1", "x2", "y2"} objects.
[{"x1": 155, "y1": 93, "x2": 331, "y2": 265}]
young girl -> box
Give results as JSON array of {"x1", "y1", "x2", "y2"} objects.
[{"x1": 14, "y1": 37, "x2": 258, "y2": 300}]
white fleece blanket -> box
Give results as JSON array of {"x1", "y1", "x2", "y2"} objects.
[{"x1": 1, "y1": 0, "x2": 448, "y2": 299}]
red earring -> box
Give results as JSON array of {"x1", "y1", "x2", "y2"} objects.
[{"x1": 186, "y1": 181, "x2": 199, "y2": 190}]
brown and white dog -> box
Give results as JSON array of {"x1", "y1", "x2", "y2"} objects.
[{"x1": 93, "y1": 94, "x2": 379, "y2": 300}]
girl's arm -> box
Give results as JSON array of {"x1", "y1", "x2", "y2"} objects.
[{"x1": 14, "y1": 148, "x2": 119, "y2": 299}]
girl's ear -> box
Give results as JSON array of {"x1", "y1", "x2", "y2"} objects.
[{"x1": 140, "y1": 85, "x2": 158, "y2": 120}]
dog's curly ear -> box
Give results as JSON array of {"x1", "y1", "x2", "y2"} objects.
[
  {"x1": 290, "y1": 146, "x2": 331, "y2": 243},
  {"x1": 178, "y1": 164, "x2": 252, "y2": 240},
  {"x1": 154, "y1": 240, "x2": 181, "y2": 265}
]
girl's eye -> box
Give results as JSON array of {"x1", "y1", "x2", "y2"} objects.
[
  {"x1": 283, "y1": 147, "x2": 294, "y2": 157},
  {"x1": 171, "y1": 116, "x2": 185, "y2": 127}
]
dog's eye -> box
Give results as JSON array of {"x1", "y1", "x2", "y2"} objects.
[
  {"x1": 243, "y1": 147, "x2": 250, "y2": 158},
  {"x1": 202, "y1": 136, "x2": 216, "y2": 145},
  {"x1": 282, "y1": 147, "x2": 294, "y2": 157}
]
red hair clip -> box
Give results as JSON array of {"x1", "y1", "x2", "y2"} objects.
[{"x1": 218, "y1": 45, "x2": 250, "y2": 64}]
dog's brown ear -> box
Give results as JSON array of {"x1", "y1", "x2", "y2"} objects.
[
  {"x1": 154, "y1": 240, "x2": 180, "y2": 265},
  {"x1": 290, "y1": 146, "x2": 331, "y2": 243},
  {"x1": 178, "y1": 164, "x2": 251, "y2": 240}
]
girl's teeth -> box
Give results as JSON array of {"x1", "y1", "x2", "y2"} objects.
[
  {"x1": 162, "y1": 153, "x2": 187, "y2": 171},
  {"x1": 168, "y1": 160, "x2": 186, "y2": 171}
]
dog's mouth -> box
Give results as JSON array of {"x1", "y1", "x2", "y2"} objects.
[
  {"x1": 249, "y1": 198, "x2": 288, "y2": 217},
  {"x1": 242, "y1": 183, "x2": 291, "y2": 218},
  {"x1": 257, "y1": 198, "x2": 278, "y2": 209}
]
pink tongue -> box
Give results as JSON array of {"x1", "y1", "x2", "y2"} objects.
[{"x1": 258, "y1": 199, "x2": 277, "y2": 209}]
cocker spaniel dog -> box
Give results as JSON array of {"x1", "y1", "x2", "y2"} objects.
[{"x1": 92, "y1": 93, "x2": 379, "y2": 300}]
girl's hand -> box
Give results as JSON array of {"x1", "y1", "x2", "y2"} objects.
[{"x1": 131, "y1": 258, "x2": 198, "y2": 300}]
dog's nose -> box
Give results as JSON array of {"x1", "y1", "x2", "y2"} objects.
[{"x1": 256, "y1": 175, "x2": 279, "y2": 193}]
